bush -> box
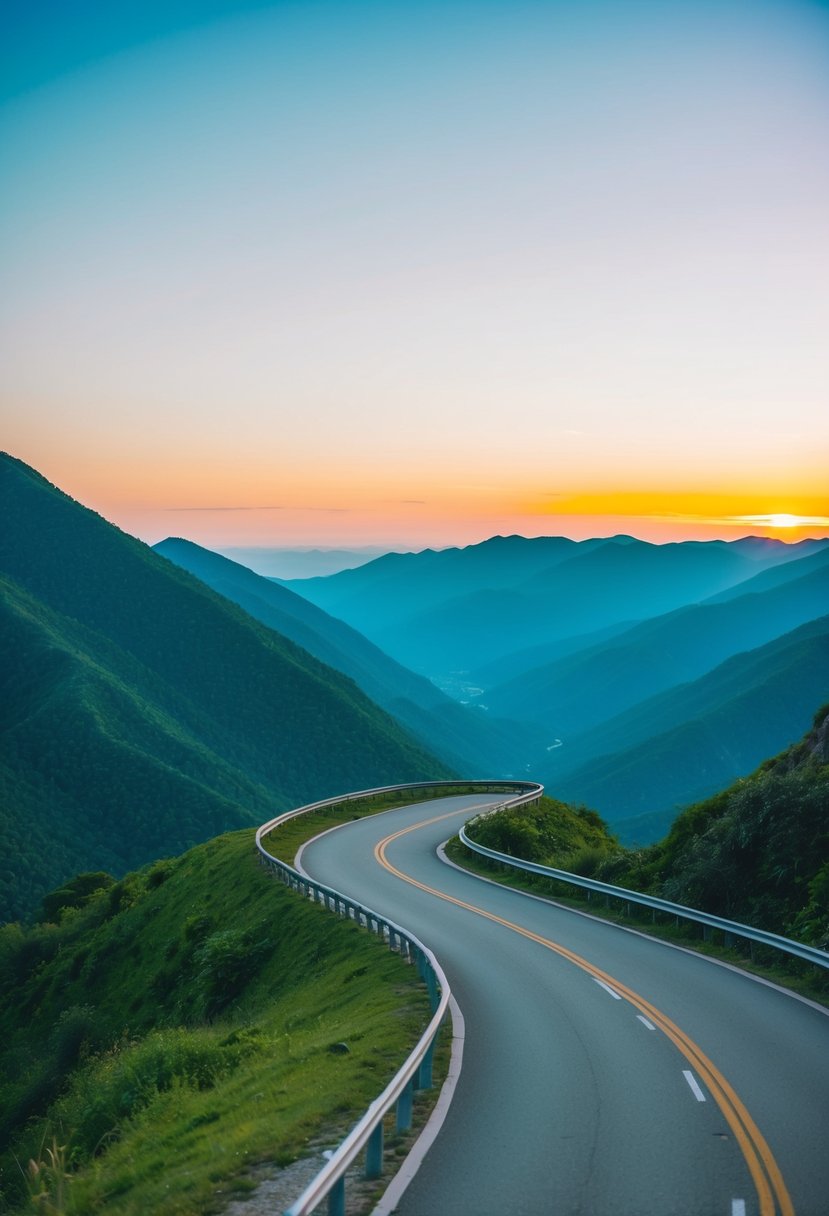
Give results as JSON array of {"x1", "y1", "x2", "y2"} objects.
[
  {"x1": 195, "y1": 927, "x2": 273, "y2": 1019},
  {"x1": 38, "y1": 873, "x2": 114, "y2": 923}
]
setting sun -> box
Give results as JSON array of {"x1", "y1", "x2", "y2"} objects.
[{"x1": 769, "y1": 514, "x2": 801, "y2": 529}]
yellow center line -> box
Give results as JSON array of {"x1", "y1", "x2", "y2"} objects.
[{"x1": 374, "y1": 809, "x2": 794, "y2": 1216}]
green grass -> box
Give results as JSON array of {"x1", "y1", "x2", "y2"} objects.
[
  {"x1": 0, "y1": 831, "x2": 430, "y2": 1215},
  {"x1": 262, "y1": 784, "x2": 493, "y2": 864}
]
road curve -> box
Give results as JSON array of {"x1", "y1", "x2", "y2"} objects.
[{"x1": 298, "y1": 795, "x2": 829, "y2": 1216}]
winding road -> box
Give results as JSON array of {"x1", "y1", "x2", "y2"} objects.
[{"x1": 297, "y1": 795, "x2": 829, "y2": 1216}]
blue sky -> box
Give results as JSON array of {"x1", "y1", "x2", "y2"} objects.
[{"x1": 2, "y1": 1, "x2": 828, "y2": 548}]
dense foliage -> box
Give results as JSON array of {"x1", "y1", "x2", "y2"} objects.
[
  {"x1": 0, "y1": 454, "x2": 449, "y2": 920},
  {"x1": 155, "y1": 537, "x2": 535, "y2": 776},
  {"x1": 0, "y1": 831, "x2": 428, "y2": 1214},
  {"x1": 620, "y1": 704, "x2": 829, "y2": 947},
  {"x1": 468, "y1": 795, "x2": 616, "y2": 866},
  {"x1": 472, "y1": 708, "x2": 829, "y2": 950}
]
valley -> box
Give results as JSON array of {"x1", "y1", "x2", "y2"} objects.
[{"x1": 1, "y1": 453, "x2": 827, "y2": 1216}]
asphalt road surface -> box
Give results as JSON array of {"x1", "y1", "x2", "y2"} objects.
[{"x1": 298, "y1": 795, "x2": 829, "y2": 1216}]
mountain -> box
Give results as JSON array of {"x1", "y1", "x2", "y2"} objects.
[
  {"x1": 283, "y1": 534, "x2": 595, "y2": 638},
  {"x1": 221, "y1": 545, "x2": 385, "y2": 578},
  {"x1": 484, "y1": 557, "x2": 829, "y2": 736},
  {"x1": 153, "y1": 537, "x2": 538, "y2": 774},
  {"x1": 470, "y1": 620, "x2": 640, "y2": 690},
  {"x1": 549, "y1": 618, "x2": 829, "y2": 831},
  {"x1": 604, "y1": 704, "x2": 829, "y2": 945},
  {"x1": 285, "y1": 534, "x2": 804, "y2": 677},
  {"x1": 702, "y1": 542, "x2": 829, "y2": 604},
  {"x1": 484, "y1": 705, "x2": 829, "y2": 948},
  {"x1": 0, "y1": 454, "x2": 449, "y2": 921},
  {"x1": 476, "y1": 540, "x2": 829, "y2": 690}
]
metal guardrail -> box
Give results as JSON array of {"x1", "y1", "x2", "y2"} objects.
[
  {"x1": 460, "y1": 808, "x2": 829, "y2": 971},
  {"x1": 255, "y1": 780, "x2": 542, "y2": 1216}
]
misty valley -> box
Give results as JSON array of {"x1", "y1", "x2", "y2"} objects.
[{"x1": 1, "y1": 453, "x2": 827, "y2": 1216}]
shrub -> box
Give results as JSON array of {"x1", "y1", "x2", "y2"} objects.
[
  {"x1": 195, "y1": 927, "x2": 273, "y2": 1019},
  {"x1": 38, "y1": 873, "x2": 114, "y2": 923}
]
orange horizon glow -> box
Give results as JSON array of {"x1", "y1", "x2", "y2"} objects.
[
  {"x1": 70, "y1": 485, "x2": 829, "y2": 552},
  {"x1": 11, "y1": 446, "x2": 828, "y2": 550}
]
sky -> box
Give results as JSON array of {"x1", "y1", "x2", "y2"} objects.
[{"x1": 2, "y1": 0, "x2": 828, "y2": 552}]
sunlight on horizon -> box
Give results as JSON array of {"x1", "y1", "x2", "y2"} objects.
[{"x1": 2, "y1": 0, "x2": 828, "y2": 549}]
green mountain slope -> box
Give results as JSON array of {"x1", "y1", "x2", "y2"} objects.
[
  {"x1": 551, "y1": 620, "x2": 829, "y2": 831},
  {"x1": 605, "y1": 705, "x2": 829, "y2": 946},
  {"x1": 470, "y1": 707, "x2": 829, "y2": 950},
  {"x1": 0, "y1": 831, "x2": 429, "y2": 1214},
  {"x1": 153, "y1": 537, "x2": 539, "y2": 774},
  {"x1": 0, "y1": 454, "x2": 449, "y2": 921}
]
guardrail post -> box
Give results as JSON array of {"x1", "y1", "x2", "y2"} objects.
[
  {"x1": 415, "y1": 1039, "x2": 435, "y2": 1089},
  {"x1": 327, "y1": 1175, "x2": 345, "y2": 1216},
  {"x1": 365, "y1": 1122, "x2": 383, "y2": 1179},
  {"x1": 396, "y1": 1079, "x2": 414, "y2": 1131},
  {"x1": 419, "y1": 964, "x2": 438, "y2": 1011}
]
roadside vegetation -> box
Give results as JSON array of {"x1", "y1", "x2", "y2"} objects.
[
  {"x1": 454, "y1": 707, "x2": 829, "y2": 999},
  {"x1": 0, "y1": 831, "x2": 430, "y2": 1215}
]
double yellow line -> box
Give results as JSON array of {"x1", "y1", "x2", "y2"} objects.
[{"x1": 375, "y1": 810, "x2": 794, "y2": 1216}]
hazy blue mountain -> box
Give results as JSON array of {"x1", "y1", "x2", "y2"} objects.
[
  {"x1": 284, "y1": 534, "x2": 595, "y2": 638},
  {"x1": 545, "y1": 615, "x2": 829, "y2": 781},
  {"x1": 548, "y1": 620, "x2": 829, "y2": 829},
  {"x1": 471, "y1": 620, "x2": 641, "y2": 689},
  {"x1": 154, "y1": 537, "x2": 538, "y2": 774},
  {"x1": 727, "y1": 535, "x2": 829, "y2": 564},
  {"x1": 475, "y1": 540, "x2": 828, "y2": 688},
  {"x1": 485, "y1": 558, "x2": 829, "y2": 734},
  {"x1": 702, "y1": 543, "x2": 829, "y2": 605},
  {"x1": 0, "y1": 453, "x2": 449, "y2": 921},
  {"x1": 221, "y1": 546, "x2": 385, "y2": 578},
  {"x1": 286, "y1": 534, "x2": 801, "y2": 677}
]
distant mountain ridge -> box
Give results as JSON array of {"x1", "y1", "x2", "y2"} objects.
[
  {"x1": 154, "y1": 537, "x2": 538, "y2": 775},
  {"x1": 0, "y1": 454, "x2": 449, "y2": 921},
  {"x1": 552, "y1": 617, "x2": 829, "y2": 834},
  {"x1": 284, "y1": 533, "x2": 821, "y2": 676},
  {"x1": 485, "y1": 553, "x2": 829, "y2": 735}
]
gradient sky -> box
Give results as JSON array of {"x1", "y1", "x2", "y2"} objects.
[{"x1": 2, "y1": 0, "x2": 828, "y2": 550}]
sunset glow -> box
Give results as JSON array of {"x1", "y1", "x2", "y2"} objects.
[{"x1": 2, "y1": 0, "x2": 828, "y2": 552}]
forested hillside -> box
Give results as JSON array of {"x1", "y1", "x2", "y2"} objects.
[
  {"x1": 154, "y1": 537, "x2": 539, "y2": 775},
  {"x1": 471, "y1": 707, "x2": 829, "y2": 948},
  {"x1": 614, "y1": 703, "x2": 829, "y2": 946},
  {"x1": 0, "y1": 454, "x2": 448, "y2": 921}
]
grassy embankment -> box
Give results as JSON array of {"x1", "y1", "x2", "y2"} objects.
[
  {"x1": 0, "y1": 830, "x2": 433, "y2": 1216},
  {"x1": 261, "y1": 782, "x2": 498, "y2": 864},
  {"x1": 449, "y1": 763, "x2": 829, "y2": 1004}
]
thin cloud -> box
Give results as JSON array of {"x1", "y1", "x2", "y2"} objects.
[
  {"x1": 163, "y1": 506, "x2": 286, "y2": 512},
  {"x1": 161, "y1": 505, "x2": 351, "y2": 513}
]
